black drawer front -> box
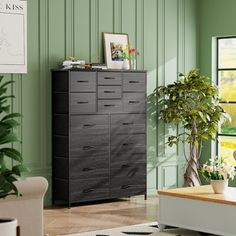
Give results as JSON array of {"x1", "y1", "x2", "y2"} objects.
[
  {"x1": 53, "y1": 93, "x2": 69, "y2": 113},
  {"x1": 53, "y1": 115, "x2": 69, "y2": 136},
  {"x1": 70, "y1": 158, "x2": 108, "y2": 179},
  {"x1": 71, "y1": 133, "x2": 109, "y2": 146},
  {"x1": 70, "y1": 93, "x2": 96, "y2": 113},
  {"x1": 111, "y1": 134, "x2": 145, "y2": 148},
  {"x1": 123, "y1": 93, "x2": 146, "y2": 113},
  {"x1": 98, "y1": 72, "x2": 122, "y2": 85},
  {"x1": 110, "y1": 184, "x2": 146, "y2": 198},
  {"x1": 98, "y1": 100, "x2": 122, "y2": 113},
  {"x1": 123, "y1": 73, "x2": 146, "y2": 92},
  {"x1": 111, "y1": 162, "x2": 146, "y2": 178},
  {"x1": 71, "y1": 178, "x2": 109, "y2": 202},
  {"x1": 111, "y1": 134, "x2": 146, "y2": 155},
  {"x1": 53, "y1": 179, "x2": 69, "y2": 201},
  {"x1": 70, "y1": 145, "x2": 109, "y2": 157},
  {"x1": 111, "y1": 114, "x2": 145, "y2": 134},
  {"x1": 111, "y1": 153, "x2": 146, "y2": 163},
  {"x1": 70, "y1": 114, "x2": 108, "y2": 135},
  {"x1": 54, "y1": 157, "x2": 108, "y2": 179},
  {"x1": 70, "y1": 71, "x2": 96, "y2": 92},
  {"x1": 98, "y1": 86, "x2": 122, "y2": 99},
  {"x1": 52, "y1": 71, "x2": 68, "y2": 92},
  {"x1": 53, "y1": 136, "x2": 69, "y2": 157}
]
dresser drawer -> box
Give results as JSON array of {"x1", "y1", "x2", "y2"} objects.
[
  {"x1": 70, "y1": 93, "x2": 96, "y2": 113},
  {"x1": 98, "y1": 100, "x2": 122, "y2": 113},
  {"x1": 70, "y1": 114, "x2": 108, "y2": 135},
  {"x1": 70, "y1": 145, "x2": 109, "y2": 157},
  {"x1": 123, "y1": 93, "x2": 146, "y2": 113},
  {"x1": 71, "y1": 178, "x2": 109, "y2": 202},
  {"x1": 111, "y1": 114, "x2": 145, "y2": 134},
  {"x1": 70, "y1": 71, "x2": 96, "y2": 92},
  {"x1": 71, "y1": 133, "x2": 109, "y2": 147},
  {"x1": 111, "y1": 153, "x2": 146, "y2": 163},
  {"x1": 98, "y1": 86, "x2": 122, "y2": 99},
  {"x1": 98, "y1": 72, "x2": 122, "y2": 85},
  {"x1": 111, "y1": 162, "x2": 146, "y2": 177},
  {"x1": 111, "y1": 134, "x2": 146, "y2": 155},
  {"x1": 123, "y1": 72, "x2": 146, "y2": 92}
]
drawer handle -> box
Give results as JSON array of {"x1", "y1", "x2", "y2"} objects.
[
  {"x1": 82, "y1": 167, "x2": 94, "y2": 172},
  {"x1": 77, "y1": 101, "x2": 89, "y2": 104},
  {"x1": 104, "y1": 104, "x2": 115, "y2": 107},
  {"x1": 104, "y1": 77, "x2": 116, "y2": 80},
  {"x1": 82, "y1": 146, "x2": 95, "y2": 150},
  {"x1": 77, "y1": 80, "x2": 89, "y2": 83},
  {"x1": 83, "y1": 188, "x2": 95, "y2": 193},
  {"x1": 121, "y1": 185, "x2": 131, "y2": 189},
  {"x1": 122, "y1": 122, "x2": 134, "y2": 126},
  {"x1": 83, "y1": 124, "x2": 95, "y2": 128},
  {"x1": 129, "y1": 101, "x2": 140, "y2": 104},
  {"x1": 129, "y1": 81, "x2": 140, "y2": 84},
  {"x1": 122, "y1": 164, "x2": 130, "y2": 168},
  {"x1": 104, "y1": 91, "x2": 116, "y2": 93},
  {"x1": 122, "y1": 143, "x2": 134, "y2": 146}
]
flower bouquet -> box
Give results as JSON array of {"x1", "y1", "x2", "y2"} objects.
[{"x1": 200, "y1": 156, "x2": 236, "y2": 193}]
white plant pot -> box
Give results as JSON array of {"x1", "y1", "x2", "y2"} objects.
[
  {"x1": 211, "y1": 179, "x2": 228, "y2": 194},
  {"x1": 0, "y1": 218, "x2": 17, "y2": 236},
  {"x1": 122, "y1": 59, "x2": 130, "y2": 70}
]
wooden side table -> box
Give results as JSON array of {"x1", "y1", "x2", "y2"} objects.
[{"x1": 158, "y1": 185, "x2": 236, "y2": 236}]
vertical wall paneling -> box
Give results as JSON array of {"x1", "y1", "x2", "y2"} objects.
[
  {"x1": 136, "y1": 0, "x2": 144, "y2": 70},
  {"x1": 90, "y1": 0, "x2": 99, "y2": 62},
  {"x1": 74, "y1": 0, "x2": 90, "y2": 62},
  {"x1": 144, "y1": 0, "x2": 158, "y2": 195},
  {"x1": 65, "y1": 0, "x2": 74, "y2": 57},
  {"x1": 113, "y1": 0, "x2": 122, "y2": 33},
  {"x1": 12, "y1": 0, "x2": 198, "y2": 204},
  {"x1": 164, "y1": 0, "x2": 178, "y2": 156},
  {"x1": 122, "y1": 0, "x2": 136, "y2": 47},
  {"x1": 98, "y1": 0, "x2": 114, "y2": 63},
  {"x1": 157, "y1": 0, "x2": 165, "y2": 157}
]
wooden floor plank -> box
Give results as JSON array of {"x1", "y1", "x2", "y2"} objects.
[{"x1": 44, "y1": 197, "x2": 158, "y2": 236}]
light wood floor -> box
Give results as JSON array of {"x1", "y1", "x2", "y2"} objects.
[{"x1": 44, "y1": 196, "x2": 158, "y2": 236}]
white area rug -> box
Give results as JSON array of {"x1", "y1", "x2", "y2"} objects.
[{"x1": 61, "y1": 222, "x2": 215, "y2": 236}]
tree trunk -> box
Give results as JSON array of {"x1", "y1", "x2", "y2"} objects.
[{"x1": 183, "y1": 121, "x2": 201, "y2": 187}]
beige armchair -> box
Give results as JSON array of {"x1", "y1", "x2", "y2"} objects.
[{"x1": 0, "y1": 177, "x2": 48, "y2": 236}]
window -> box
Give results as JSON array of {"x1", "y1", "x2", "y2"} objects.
[{"x1": 217, "y1": 37, "x2": 236, "y2": 165}]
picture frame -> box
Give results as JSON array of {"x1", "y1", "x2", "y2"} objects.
[{"x1": 103, "y1": 32, "x2": 130, "y2": 69}]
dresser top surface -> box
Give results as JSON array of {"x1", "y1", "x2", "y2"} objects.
[{"x1": 51, "y1": 68, "x2": 147, "y2": 73}]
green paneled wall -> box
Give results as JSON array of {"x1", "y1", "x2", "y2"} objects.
[
  {"x1": 199, "y1": 0, "x2": 236, "y2": 162},
  {"x1": 6, "y1": 0, "x2": 198, "y2": 204}
]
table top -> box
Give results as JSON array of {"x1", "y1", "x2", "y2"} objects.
[{"x1": 158, "y1": 185, "x2": 236, "y2": 206}]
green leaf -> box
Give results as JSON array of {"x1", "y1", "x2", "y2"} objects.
[
  {"x1": 0, "y1": 148, "x2": 22, "y2": 163},
  {"x1": 2, "y1": 113, "x2": 21, "y2": 122}
]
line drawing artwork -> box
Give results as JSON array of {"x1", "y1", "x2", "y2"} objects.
[{"x1": 0, "y1": 13, "x2": 25, "y2": 65}]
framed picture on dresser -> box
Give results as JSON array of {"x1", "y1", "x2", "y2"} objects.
[{"x1": 103, "y1": 32, "x2": 130, "y2": 69}]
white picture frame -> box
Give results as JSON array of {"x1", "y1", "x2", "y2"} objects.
[
  {"x1": 0, "y1": 0, "x2": 27, "y2": 74},
  {"x1": 103, "y1": 32, "x2": 130, "y2": 69}
]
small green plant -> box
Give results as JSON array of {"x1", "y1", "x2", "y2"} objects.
[{"x1": 0, "y1": 76, "x2": 27, "y2": 199}]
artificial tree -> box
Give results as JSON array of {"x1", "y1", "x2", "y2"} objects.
[
  {"x1": 0, "y1": 76, "x2": 27, "y2": 198},
  {"x1": 148, "y1": 69, "x2": 230, "y2": 187}
]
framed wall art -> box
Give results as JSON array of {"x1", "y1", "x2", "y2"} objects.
[
  {"x1": 103, "y1": 32, "x2": 130, "y2": 69},
  {"x1": 0, "y1": 0, "x2": 27, "y2": 74}
]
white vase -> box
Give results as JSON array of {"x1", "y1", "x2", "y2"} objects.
[
  {"x1": 122, "y1": 59, "x2": 130, "y2": 70},
  {"x1": 211, "y1": 179, "x2": 228, "y2": 194},
  {"x1": 0, "y1": 218, "x2": 17, "y2": 236}
]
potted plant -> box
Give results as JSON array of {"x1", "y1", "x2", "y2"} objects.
[
  {"x1": 148, "y1": 69, "x2": 230, "y2": 187},
  {"x1": 200, "y1": 156, "x2": 236, "y2": 193},
  {"x1": 0, "y1": 76, "x2": 27, "y2": 235}
]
